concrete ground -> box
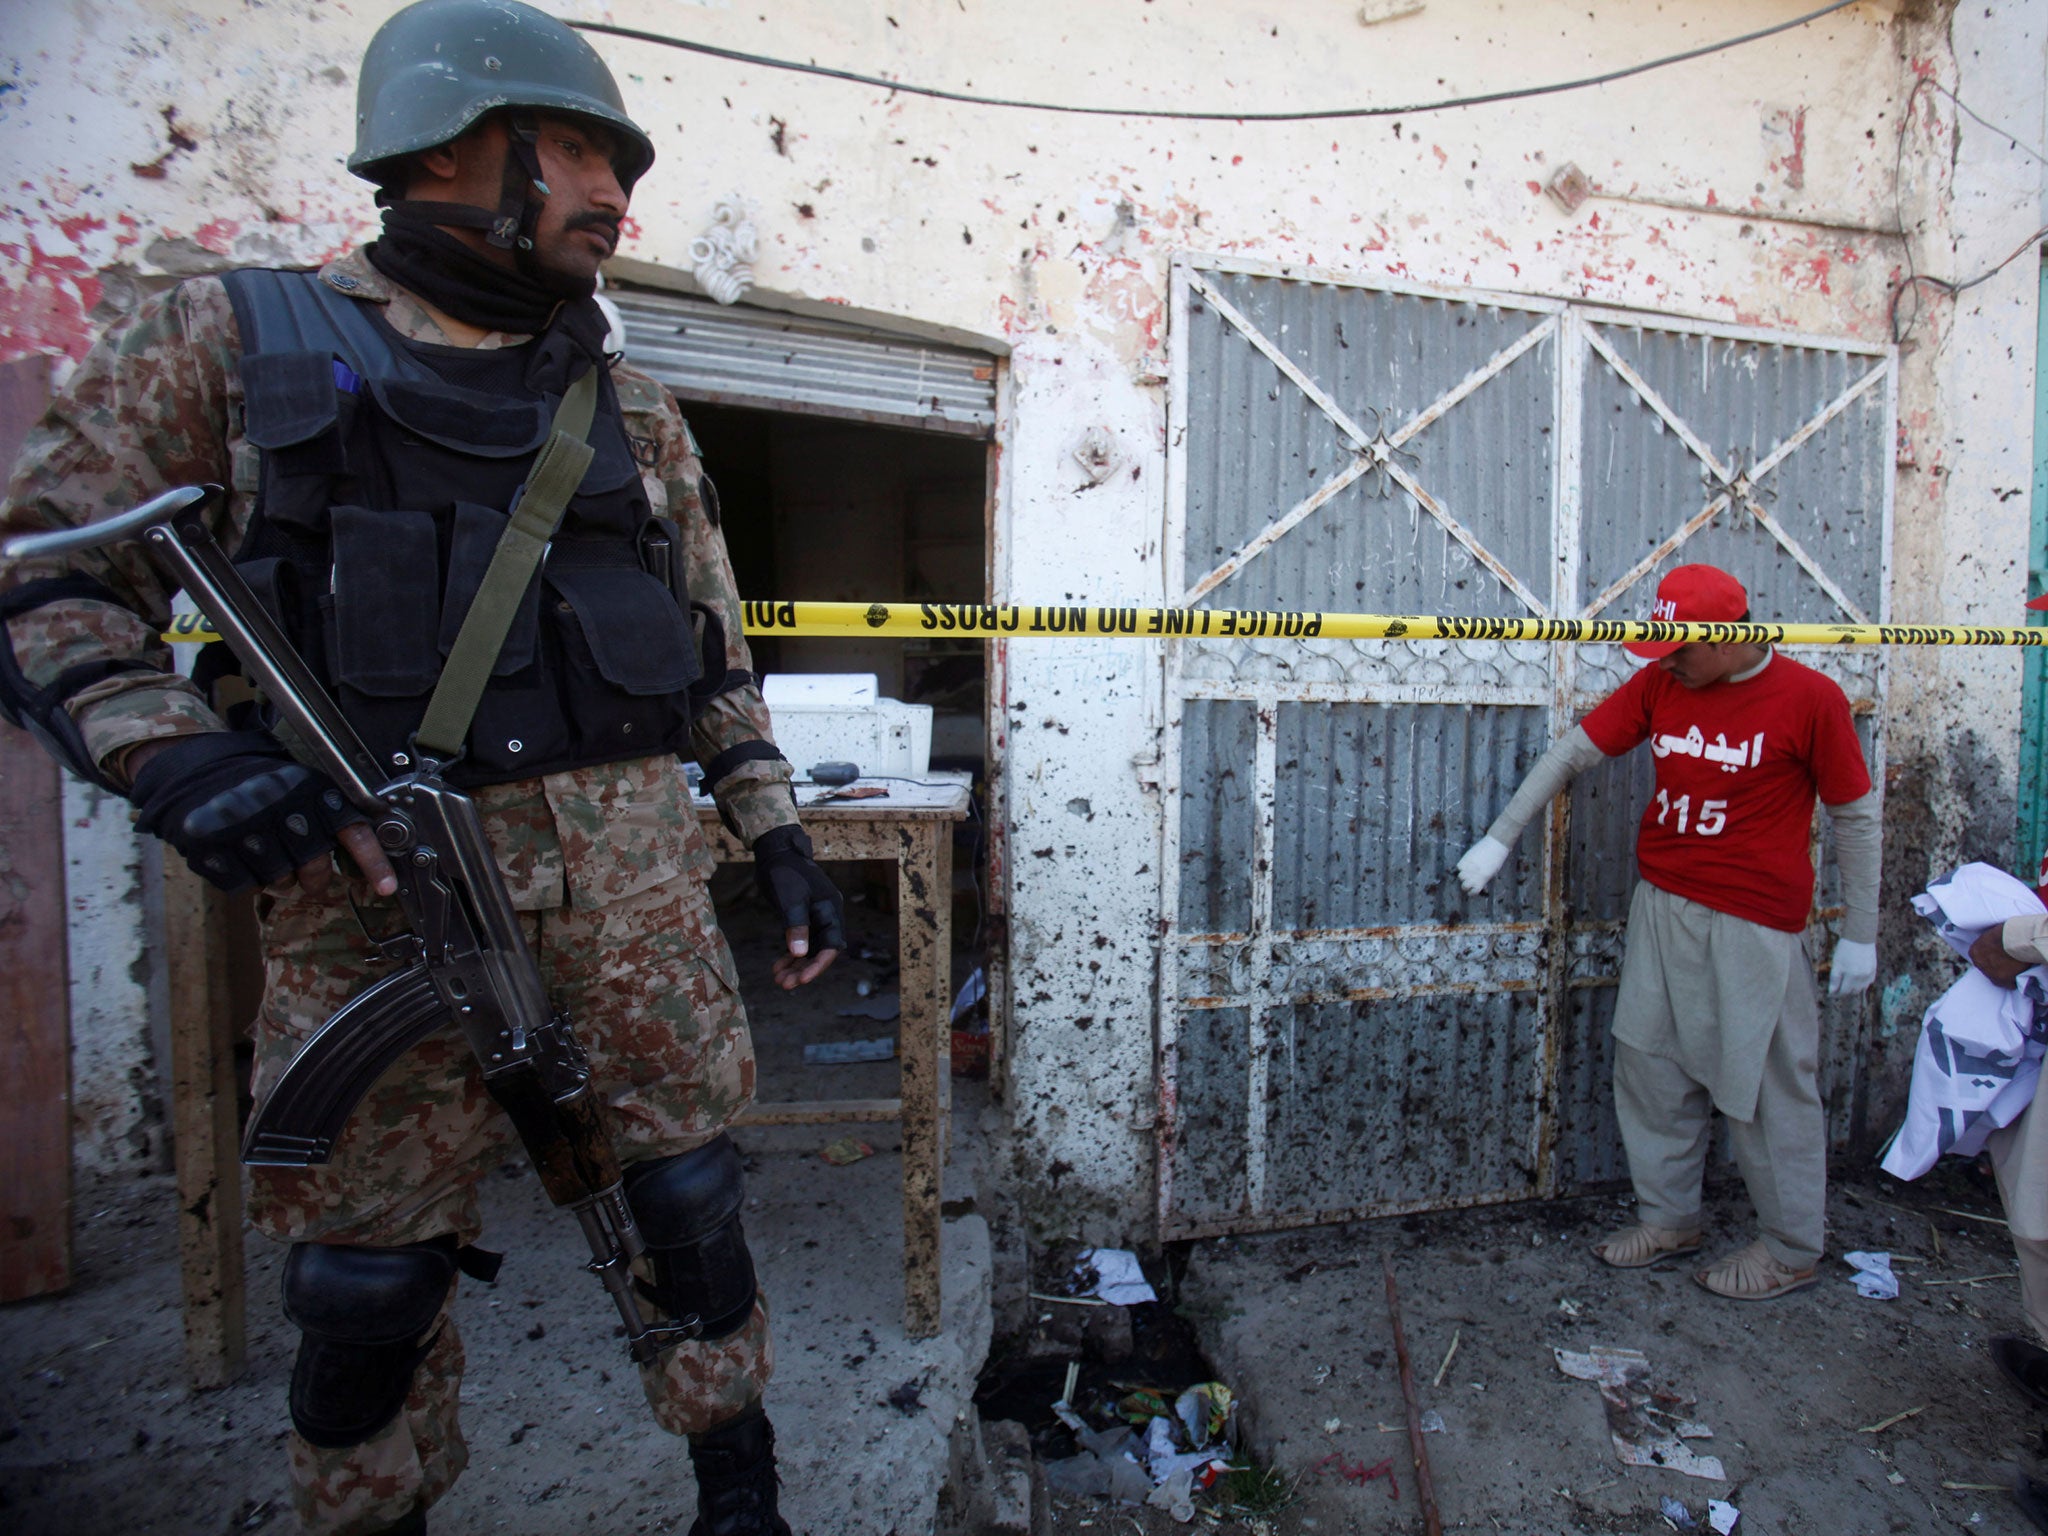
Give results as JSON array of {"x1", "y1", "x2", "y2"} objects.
[
  {"x1": 0, "y1": 1121, "x2": 992, "y2": 1536},
  {"x1": 0, "y1": 882, "x2": 998, "y2": 1536},
  {"x1": 1035, "y1": 1163, "x2": 2046, "y2": 1536}
]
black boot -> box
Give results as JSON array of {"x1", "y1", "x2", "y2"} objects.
[{"x1": 688, "y1": 1405, "x2": 792, "y2": 1536}]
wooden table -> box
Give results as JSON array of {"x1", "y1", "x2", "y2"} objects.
[{"x1": 698, "y1": 773, "x2": 972, "y2": 1339}]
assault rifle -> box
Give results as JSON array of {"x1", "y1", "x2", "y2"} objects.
[{"x1": 6, "y1": 485, "x2": 695, "y2": 1364}]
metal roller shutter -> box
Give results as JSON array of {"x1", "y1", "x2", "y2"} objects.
[{"x1": 609, "y1": 287, "x2": 998, "y2": 438}]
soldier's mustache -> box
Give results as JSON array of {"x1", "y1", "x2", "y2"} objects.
[{"x1": 564, "y1": 212, "x2": 622, "y2": 252}]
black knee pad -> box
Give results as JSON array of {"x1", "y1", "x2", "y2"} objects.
[
  {"x1": 281, "y1": 1238, "x2": 457, "y2": 1449},
  {"x1": 623, "y1": 1135, "x2": 758, "y2": 1342}
]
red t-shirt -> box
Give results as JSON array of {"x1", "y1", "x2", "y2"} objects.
[{"x1": 1581, "y1": 652, "x2": 1871, "y2": 932}]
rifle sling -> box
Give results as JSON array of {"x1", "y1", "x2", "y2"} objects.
[{"x1": 413, "y1": 367, "x2": 599, "y2": 761}]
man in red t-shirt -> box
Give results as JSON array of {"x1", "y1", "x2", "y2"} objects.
[{"x1": 1456, "y1": 564, "x2": 1880, "y2": 1300}]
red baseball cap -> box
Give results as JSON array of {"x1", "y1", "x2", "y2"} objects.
[{"x1": 1625, "y1": 563, "x2": 1749, "y2": 660}]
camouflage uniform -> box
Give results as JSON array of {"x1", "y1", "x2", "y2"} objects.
[{"x1": 0, "y1": 250, "x2": 798, "y2": 1536}]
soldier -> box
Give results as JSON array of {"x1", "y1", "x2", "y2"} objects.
[{"x1": 0, "y1": 3, "x2": 840, "y2": 1533}]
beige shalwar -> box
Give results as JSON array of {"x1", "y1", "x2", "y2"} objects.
[
  {"x1": 1987, "y1": 912, "x2": 2048, "y2": 1342},
  {"x1": 1612, "y1": 881, "x2": 1827, "y2": 1269}
]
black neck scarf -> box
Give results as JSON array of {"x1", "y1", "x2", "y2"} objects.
[{"x1": 366, "y1": 206, "x2": 609, "y2": 394}]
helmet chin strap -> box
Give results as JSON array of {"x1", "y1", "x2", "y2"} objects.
[
  {"x1": 490, "y1": 116, "x2": 551, "y2": 270},
  {"x1": 380, "y1": 114, "x2": 550, "y2": 273}
]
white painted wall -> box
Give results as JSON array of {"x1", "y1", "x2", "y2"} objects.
[
  {"x1": 61, "y1": 781, "x2": 168, "y2": 1176},
  {"x1": 4, "y1": 0, "x2": 2044, "y2": 1236}
]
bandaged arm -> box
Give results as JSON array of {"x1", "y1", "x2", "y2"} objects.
[
  {"x1": 1818, "y1": 790, "x2": 1880, "y2": 946},
  {"x1": 1483, "y1": 725, "x2": 1607, "y2": 848}
]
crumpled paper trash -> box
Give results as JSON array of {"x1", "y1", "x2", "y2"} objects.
[
  {"x1": 1076, "y1": 1247, "x2": 1158, "y2": 1306},
  {"x1": 1553, "y1": 1346, "x2": 1725, "y2": 1481},
  {"x1": 1041, "y1": 1423, "x2": 1154, "y2": 1504},
  {"x1": 1845, "y1": 1251, "x2": 1900, "y2": 1300}
]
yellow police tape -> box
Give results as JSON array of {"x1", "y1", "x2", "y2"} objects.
[{"x1": 162, "y1": 601, "x2": 2048, "y2": 648}]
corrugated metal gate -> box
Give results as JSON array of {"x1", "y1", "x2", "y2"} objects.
[{"x1": 1159, "y1": 254, "x2": 1894, "y2": 1239}]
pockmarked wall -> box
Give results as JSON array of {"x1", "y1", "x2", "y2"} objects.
[{"x1": 4, "y1": 1, "x2": 2043, "y2": 1231}]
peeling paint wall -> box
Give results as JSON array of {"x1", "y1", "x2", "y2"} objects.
[{"x1": 4, "y1": 1, "x2": 2044, "y2": 1238}]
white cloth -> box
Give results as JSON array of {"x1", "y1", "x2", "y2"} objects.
[{"x1": 1881, "y1": 863, "x2": 2048, "y2": 1180}]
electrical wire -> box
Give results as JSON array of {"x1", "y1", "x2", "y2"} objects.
[
  {"x1": 1919, "y1": 77, "x2": 2048, "y2": 168},
  {"x1": 573, "y1": 1, "x2": 1858, "y2": 123},
  {"x1": 1891, "y1": 74, "x2": 2048, "y2": 344}
]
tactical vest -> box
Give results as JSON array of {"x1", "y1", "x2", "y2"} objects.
[{"x1": 218, "y1": 268, "x2": 707, "y2": 787}]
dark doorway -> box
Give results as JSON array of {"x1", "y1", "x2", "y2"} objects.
[{"x1": 683, "y1": 402, "x2": 990, "y2": 773}]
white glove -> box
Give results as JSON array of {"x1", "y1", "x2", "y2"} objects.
[
  {"x1": 1829, "y1": 938, "x2": 1878, "y2": 997},
  {"x1": 1456, "y1": 835, "x2": 1511, "y2": 895}
]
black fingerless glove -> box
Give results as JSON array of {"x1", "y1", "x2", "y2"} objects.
[
  {"x1": 750, "y1": 823, "x2": 847, "y2": 951},
  {"x1": 131, "y1": 730, "x2": 364, "y2": 892}
]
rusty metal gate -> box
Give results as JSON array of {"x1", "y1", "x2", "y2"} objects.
[{"x1": 1159, "y1": 254, "x2": 1894, "y2": 1238}]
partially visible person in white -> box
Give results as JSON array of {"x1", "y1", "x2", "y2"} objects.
[
  {"x1": 1965, "y1": 597, "x2": 2048, "y2": 1527},
  {"x1": 1456, "y1": 564, "x2": 1880, "y2": 1301},
  {"x1": 1879, "y1": 863, "x2": 2047, "y2": 1183},
  {"x1": 1967, "y1": 876, "x2": 2048, "y2": 1529}
]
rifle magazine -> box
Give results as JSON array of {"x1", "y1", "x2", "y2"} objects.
[{"x1": 242, "y1": 959, "x2": 449, "y2": 1167}]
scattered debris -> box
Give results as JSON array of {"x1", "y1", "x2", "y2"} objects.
[
  {"x1": 1858, "y1": 1404, "x2": 1927, "y2": 1434},
  {"x1": 1041, "y1": 1421, "x2": 1156, "y2": 1504},
  {"x1": 820, "y1": 1137, "x2": 875, "y2": 1166},
  {"x1": 1147, "y1": 1464, "x2": 1199, "y2": 1522},
  {"x1": 884, "y1": 1378, "x2": 924, "y2": 1414},
  {"x1": 1845, "y1": 1251, "x2": 1900, "y2": 1300},
  {"x1": 1043, "y1": 1379, "x2": 1238, "y2": 1508},
  {"x1": 1322, "y1": 1416, "x2": 1342, "y2": 1433},
  {"x1": 1660, "y1": 1493, "x2": 1698, "y2": 1528},
  {"x1": 1433, "y1": 1327, "x2": 1461, "y2": 1387},
  {"x1": 803, "y1": 1037, "x2": 895, "y2": 1065},
  {"x1": 1930, "y1": 1205, "x2": 2008, "y2": 1228},
  {"x1": 1708, "y1": 1498, "x2": 1740, "y2": 1533},
  {"x1": 1071, "y1": 1248, "x2": 1158, "y2": 1306},
  {"x1": 835, "y1": 994, "x2": 901, "y2": 1022},
  {"x1": 1553, "y1": 1347, "x2": 1726, "y2": 1481},
  {"x1": 1418, "y1": 1409, "x2": 1446, "y2": 1434}
]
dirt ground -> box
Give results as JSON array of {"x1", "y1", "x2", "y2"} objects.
[{"x1": 1029, "y1": 1161, "x2": 2045, "y2": 1536}]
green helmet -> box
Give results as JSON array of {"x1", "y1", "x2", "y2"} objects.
[{"x1": 348, "y1": 0, "x2": 655, "y2": 191}]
